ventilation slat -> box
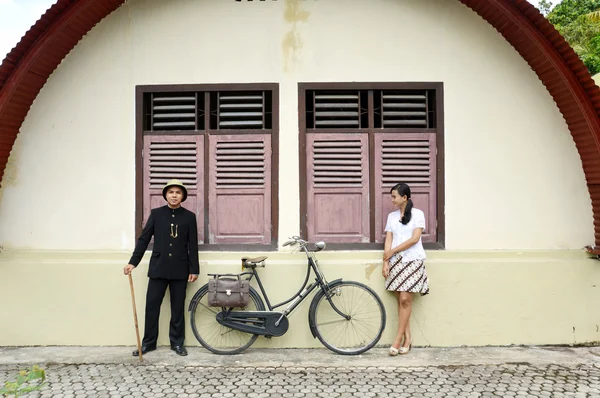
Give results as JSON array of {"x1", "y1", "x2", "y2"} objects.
[
  {"x1": 153, "y1": 113, "x2": 195, "y2": 118},
  {"x1": 150, "y1": 161, "x2": 196, "y2": 166},
  {"x1": 313, "y1": 139, "x2": 363, "y2": 187},
  {"x1": 384, "y1": 112, "x2": 427, "y2": 117},
  {"x1": 149, "y1": 141, "x2": 198, "y2": 188},
  {"x1": 381, "y1": 139, "x2": 431, "y2": 186},
  {"x1": 314, "y1": 147, "x2": 362, "y2": 154},
  {"x1": 220, "y1": 104, "x2": 263, "y2": 109},
  {"x1": 380, "y1": 90, "x2": 429, "y2": 129},
  {"x1": 153, "y1": 97, "x2": 195, "y2": 102},
  {"x1": 383, "y1": 120, "x2": 427, "y2": 126},
  {"x1": 215, "y1": 140, "x2": 265, "y2": 187},
  {"x1": 151, "y1": 93, "x2": 197, "y2": 131},
  {"x1": 218, "y1": 92, "x2": 265, "y2": 129},
  {"x1": 220, "y1": 112, "x2": 264, "y2": 117},
  {"x1": 149, "y1": 143, "x2": 197, "y2": 149},
  {"x1": 153, "y1": 105, "x2": 195, "y2": 111},
  {"x1": 153, "y1": 121, "x2": 196, "y2": 128},
  {"x1": 382, "y1": 103, "x2": 426, "y2": 109},
  {"x1": 313, "y1": 91, "x2": 360, "y2": 128},
  {"x1": 216, "y1": 161, "x2": 264, "y2": 166},
  {"x1": 382, "y1": 95, "x2": 426, "y2": 100},
  {"x1": 315, "y1": 112, "x2": 359, "y2": 117},
  {"x1": 220, "y1": 120, "x2": 264, "y2": 127},
  {"x1": 149, "y1": 150, "x2": 197, "y2": 155},
  {"x1": 315, "y1": 95, "x2": 359, "y2": 100},
  {"x1": 221, "y1": 96, "x2": 263, "y2": 101},
  {"x1": 150, "y1": 167, "x2": 197, "y2": 173},
  {"x1": 315, "y1": 103, "x2": 358, "y2": 109},
  {"x1": 216, "y1": 167, "x2": 265, "y2": 172},
  {"x1": 382, "y1": 159, "x2": 430, "y2": 165}
]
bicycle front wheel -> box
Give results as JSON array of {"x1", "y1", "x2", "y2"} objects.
[
  {"x1": 309, "y1": 281, "x2": 386, "y2": 355},
  {"x1": 189, "y1": 284, "x2": 265, "y2": 355}
]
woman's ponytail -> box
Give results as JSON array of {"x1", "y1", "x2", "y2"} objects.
[
  {"x1": 391, "y1": 182, "x2": 413, "y2": 225},
  {"x1": 402, "y1": 198, "x2": 413, "y2": 225}
]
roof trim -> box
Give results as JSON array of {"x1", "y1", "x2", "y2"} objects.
[{"x1": 1, "y1": 0, "x2": 600, "y2": 245}]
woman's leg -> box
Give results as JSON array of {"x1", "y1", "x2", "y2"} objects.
[
  {"x1": 391, "y1": 291, "x2": 412, "y2": 349},
  {"x1": 398, "y1": 292, "x2": 413, "y2": 348}
]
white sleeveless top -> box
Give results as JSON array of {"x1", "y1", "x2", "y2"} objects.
[{"x1": 384, "y1": 208, "x2": 427, "y2": 263}]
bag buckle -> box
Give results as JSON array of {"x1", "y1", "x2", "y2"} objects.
[{"x1": 226, "y1": 289, "x2": 231, "y2": 296}]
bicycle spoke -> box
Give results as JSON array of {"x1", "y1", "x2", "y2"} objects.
[{"x1": 312, "y1": 282, "x2": 385, "y2": 354}]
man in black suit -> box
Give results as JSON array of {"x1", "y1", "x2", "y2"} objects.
[{"x1": 124, "y1": 179, "x2": 199, "y2": 356}]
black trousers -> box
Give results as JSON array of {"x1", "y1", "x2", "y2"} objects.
[{"x1": 142, "y1": 278, "x2": 187, "y2": 347}]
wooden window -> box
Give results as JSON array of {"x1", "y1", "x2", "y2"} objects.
[
  {"x1": 306, "y1": 134, "x2": 370, "y2": 243},
  {"x1": 137, "y1": 84, "x2": 278, "y2": 251},
  {"x1": 300, "y1": 83, "x2": 444, "y2": 249},
  {"x1": 143, "y1": 135, "x2": 205, "y2": 242},
  {"x1": 208, "y1": 135, "x2": 272, "y2": 244}
]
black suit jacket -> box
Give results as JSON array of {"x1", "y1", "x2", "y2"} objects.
[{"x1": 129, "y1": 205, "x2": 200, "y2": 280}]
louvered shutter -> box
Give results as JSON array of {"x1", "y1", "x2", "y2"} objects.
[
  {"x1": 313, "y1": 92, "x2": 360, "y2": 128},
  {"x1": 380, "y1": 91, "x2": 429, "y2": 128},
  {"x1": 217, "y1": 92, "x2": 267, "y2": 129},
  {"x1": 374, "y1": 133, "x2": 437, "y2": 243},
  {"x1": 208, "y1": 134, "x2": 272, "y2": 244},
  {"x1": 143, "y1": 135, "x2": 204, "y2": 242},
  {"x1": 306, "y1": 133, "x2": 370, "y2": 243},
  {"x1": 150, "y1": 93, "x2": 197, "y2": 130}
]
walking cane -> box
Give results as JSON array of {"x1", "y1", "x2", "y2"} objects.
[{"x1": 128, "y1": 273, "x2": 143, "y2": 362}]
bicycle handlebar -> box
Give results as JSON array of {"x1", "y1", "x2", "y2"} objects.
[{"x1": 283, "y1": 236, "x2": 326, "y2": 253}]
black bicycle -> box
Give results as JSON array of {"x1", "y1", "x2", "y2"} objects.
[{"x1": 188, "y1": 236, "x2": 386, "y2": 355}]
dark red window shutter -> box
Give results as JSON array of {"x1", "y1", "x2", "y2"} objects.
[
  {"x1": 306, "y1": 133, "x2": 370, "y2": 243},
  {"x1": 208, "y1": 134, "x2": 272, "y2": 244},
  {"x1": 143, "y1": 135, "x2": 204, "y2": 242},
  {"x1": 374, "y1": 133, "x2": 437, "y2": 243}
]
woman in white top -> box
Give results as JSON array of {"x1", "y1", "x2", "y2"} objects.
[{"x1": 382, "y1": 183, "x2": 430, "y2": 356}]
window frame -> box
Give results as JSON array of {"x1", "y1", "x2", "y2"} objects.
[
  {"x1": 135, "y1": 83, "x2": 280, "y2": 252},
  {"x1": 298, "y1": 82, "x2": 445, "y2": 250}
]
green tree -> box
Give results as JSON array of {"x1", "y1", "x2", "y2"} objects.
[
  {"x1": 547, "y1": 0, "x2": 600, "y2": 26},
  {"x1": 541, "y1": 0, "x2": 600, "y2": 75}
]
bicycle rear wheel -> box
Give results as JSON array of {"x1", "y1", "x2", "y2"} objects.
[
  {"x1": 309, "y1": 281, "x2": 386, "y2": 355},
  {"x1": 189, "y1": 284, "x2": 265, "y2": 355}
]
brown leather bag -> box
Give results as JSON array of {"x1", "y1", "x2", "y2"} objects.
[{"x1": 207, "y1": 274, "x2": 250, "y2": 307}]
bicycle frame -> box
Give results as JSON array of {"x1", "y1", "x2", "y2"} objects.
[{"x1": 238, "y1": 238, "x2": 350, "y2": 323}]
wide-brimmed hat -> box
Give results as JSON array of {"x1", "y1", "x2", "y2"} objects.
[{"x1": 162, "y1": 179, "x2": 188, "y2": 202}]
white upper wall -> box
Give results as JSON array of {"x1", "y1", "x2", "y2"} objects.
[{"x1": 0, "y1": 0, "x2": 593, "y2": 250}]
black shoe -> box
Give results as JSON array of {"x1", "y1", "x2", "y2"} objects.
[
  {"x1": 132, "y1": 345, "x2": 156, "y2": 357},
  {"x1": 171, "y1": 345, "x2": 188, "y2": 356}
]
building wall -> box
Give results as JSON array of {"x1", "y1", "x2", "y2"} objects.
[{"x1": 0, "y1": 0, "x2": 598, "y2": 347}]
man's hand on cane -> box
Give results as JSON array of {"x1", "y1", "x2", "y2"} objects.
[{"x1": 124, "y1": 264, "x2": 135, "y2": 275}]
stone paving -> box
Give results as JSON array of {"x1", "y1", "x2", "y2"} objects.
[
  {"x1": 1, "y1": 362, "x2": 600, "y2": 397},
  {"x1": 1, "y1": 346, "x2": 600, "y2": 397}
]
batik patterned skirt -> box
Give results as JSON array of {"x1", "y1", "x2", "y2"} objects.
[{"x1": 385, "y1": 254, "x2": 430, "y2": 295}]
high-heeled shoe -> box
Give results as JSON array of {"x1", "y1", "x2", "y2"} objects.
[
  {"x1": 399, "y1": 339, "x2": 413, "y2": 355},
  {"x1": 389, "y1": 346, "x2": 399, "y2": 356}
]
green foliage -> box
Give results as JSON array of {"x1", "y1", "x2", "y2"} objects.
[
  {"x1": 0, "y1": 365, "x2": 46, "y2": 397},
  {"x1": 547, "y1": 0, "x2": 600, "y2": 25},
  {"x1": 540, "y1": 0, "x2": 600, "y2": 75}
]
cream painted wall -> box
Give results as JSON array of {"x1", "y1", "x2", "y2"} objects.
[
  {"x1": 1, "y1": 250, "x2": 599, "y2": 347},
  {"x1": 0, "y1": 0, "x2": 593, "y2": 250}
]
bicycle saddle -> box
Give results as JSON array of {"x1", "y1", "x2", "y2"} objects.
[{"x1": 241, "y1": 256, "x2": 267, "y2": 267}]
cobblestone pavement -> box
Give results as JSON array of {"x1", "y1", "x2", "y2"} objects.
[{"x1": 2, "y1": 362, "x2": 600, "y2": 397}]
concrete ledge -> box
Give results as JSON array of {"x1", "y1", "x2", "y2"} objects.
[{"x1": 1, "y1": 346, "x2": 599, "y2": 369}]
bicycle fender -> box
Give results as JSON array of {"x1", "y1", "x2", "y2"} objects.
[
  {"x1": 307, "y1": 278, "x2": 343, "y2": 338},
  {"x1": 187, "y1": 284, "x2": 208, "y2": 312}
]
